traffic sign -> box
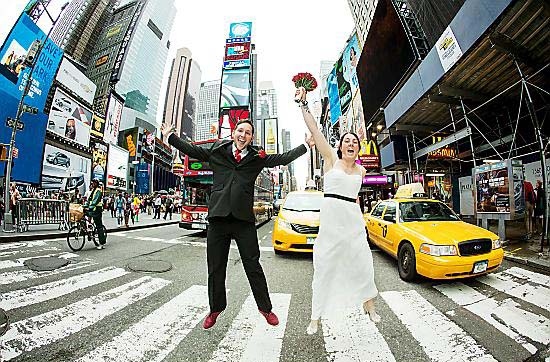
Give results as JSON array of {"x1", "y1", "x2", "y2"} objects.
[{"x1": 6, "y1": 118, "x2": 24, "y2": 131}]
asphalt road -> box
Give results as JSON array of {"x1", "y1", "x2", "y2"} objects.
[{"x1": 0, "y1": 220, "x2": 549, "y2": 361}]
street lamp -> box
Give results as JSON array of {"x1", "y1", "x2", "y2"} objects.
[{"x1": 2, "y1": 1, "x2": 68, "y2": 232}]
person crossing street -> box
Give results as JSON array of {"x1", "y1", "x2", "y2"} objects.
[{"x1": 84, "y1": 179, "x2": 107, "y2": 249}]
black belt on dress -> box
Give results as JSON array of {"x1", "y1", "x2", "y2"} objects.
[{"x1": 324, "y1": 193, "x2": 356, "y2": 203}]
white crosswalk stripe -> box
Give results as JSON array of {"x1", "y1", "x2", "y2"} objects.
[{"x1": 0, "y1": 259, "x2": 97, "y2": 285}]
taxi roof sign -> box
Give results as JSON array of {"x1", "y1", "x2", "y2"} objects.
[{"x1": 394, "y1": 183, "x2": 428, "y2": 199}]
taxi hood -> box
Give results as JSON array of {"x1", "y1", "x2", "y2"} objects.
[
  {"x1": 402, "y1": 221, "x2": 497, "y2": 244},
  {"x1": 279, "y1": 209, "x2": 320, "y2": 226}
]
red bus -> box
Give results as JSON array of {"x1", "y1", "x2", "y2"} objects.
[{"x1": 179, "y1": 139, "x2": 274, "y2": 231}]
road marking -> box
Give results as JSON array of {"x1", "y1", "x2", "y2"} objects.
[
  {"x1": 209, "y1": 293, "x2": 291, "y2": 362},
  {"x1": 0, "y1": 252, "x2": 80, "y2": 270},
  {"x1": 381, "y1": 290, "x2": 496, "y2": 362},
  {"x1": 322, "y1": 306, "x2": 395, "y2": 362},
  {"x1": 0, "y1": 276, "x2": 170, "y2": 361},
  {"x1": 0, "y1": 240, "x2": 49, "y2": 251},
  {"x1": 435, "y1": 282, "x2": 542, "y2": 354},
  {"x1": 77, "y1": 285, "x2": 208, "y2": 362},
  {"x1": 0, "y1": 260, "x2": 97, "y2": 285},
  {"x1": 477, "y1": 272, "x2": 550, "y2": 310},
  {"x1": 0, "y1": 246, "x2": 60, "y2": 258},
  {"x1": 174, "y1": 240, "x2": 274, "y2": 252},
  {"x1": 0, "y1": 267, "x2": 129, "y2": 311},
  {"x1": 127, "y1": 236, "x2": 166, "y2": 242},
  {"x1": 504, "y1": 266, "x2": 550, "y2": 286}
]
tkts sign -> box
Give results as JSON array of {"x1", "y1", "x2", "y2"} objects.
[{"x1": 358, "y1": 139, "x2": 380, "y2": 170}]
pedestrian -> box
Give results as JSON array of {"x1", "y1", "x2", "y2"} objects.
[
  {"x1": 524, "y1": 180, "x2": 536, "y2": 239},
  {"x1": 161, "y1": 118, "x2": 313, "y2": 329},
  {"x1": 534, "y1": 180, "x2": 546, "y2": 236},
  {"x1": 153, "y1": 194, "x2": 162, "y2": 219},
  {"x1": 133, "y1": 195, "x2": 140, "y2": 222},
  {"x1": 84, "y1": 179, "x2": 106, "y2": 249},
  {"x1": 115, "y1": 193, "x2": 125, "y2": 226},
  {"x1": 9, "y1": 183, "x2": 21, "y2": 228},
  {"x1": 163, "y1": 196, "x2": 173, "y2": 220},
  {"x1": 296, "y1": 86, "x2": 380, "y2": 335},
  {"x1": 123, "y1": 192, "x2": 132, "y2": 227}
]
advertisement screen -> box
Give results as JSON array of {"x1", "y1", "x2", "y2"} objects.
[
  {"x1": 220, "y1": 68, "x2": 250, "y2": 108},
  {"x1": 327, "y1": 67, "x2": 342, "y2": 125},
  {"x1": 264, "y1": 118, "x2": 278, "y2": 155},
  {"x1": 342, "y1": 34, "x2": 360, "y2": 96},
  {"x1": 121, "y1": 128, "x2": 138, "y2": 157},
  {"x1": 357, "y1": 0, "x2": 417, "y2": 123},
  {"x1": 475, "y1": 162, "x2": 510, "y2": 213},
  {"x1": 106, "y1": 144, "x2": 128, "y2": 190},
  {"x1": 228, "y1": 22, "x2": 252, "y2": 38},
  {"x1": 335, "y1": 55, "x2": 352, "y2": 115},
  {"x1": 41, "y1": 144, "x2": 91, "y2": 195},
  {"x1": 90, "y1": 140, "x2": 108, "y2": 184},
  {"x1": 48, "y1": 88, "x2": 92, "y2": 147},
  {"x1": 104, "y1": 91, "x2": 124, "y2": 144},
  {"x1": 218, "y1": 108, "x2": 250, "y2": 139},
  {"x1": 55, "y1": 58, "x2": 97, "y2": 104},
  {"x1": 90, "y1": 114, "x2": 106, "y2": 139},
  {"x1": 224, "y1": 40, "x2": 251, "y2": 61},
  {"x1": 135, "y1": 161, "x2": 149, "y2": 194}
]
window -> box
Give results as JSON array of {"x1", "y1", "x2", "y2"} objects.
[
  {"x1": 371, "y1": 202, "x2": 386, "y2": 218},
  {"x1": 383, "y1": 203, "x2": 396, "y2": 221}
]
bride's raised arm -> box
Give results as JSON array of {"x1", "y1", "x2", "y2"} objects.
[{"x1": 295, "y1": 87, "x2": 336, "y2": 168}]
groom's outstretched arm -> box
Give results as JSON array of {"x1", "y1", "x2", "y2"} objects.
[
  {"x1": 264, "y1": 144, "x2": 308, "y2": 168},
  {"x1": 168, "y1": 133, "x2": 210, "y2": 161}
]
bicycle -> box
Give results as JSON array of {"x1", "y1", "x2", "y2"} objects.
[{"x1": 66, "y1": 212, "x2": 107, "y2": 251}]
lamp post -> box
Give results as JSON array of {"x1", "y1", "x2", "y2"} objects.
[{"x1": 2, "y1": 1, "x2": 68, "y2": 232}]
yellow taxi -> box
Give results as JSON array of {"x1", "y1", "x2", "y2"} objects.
[
  {"x1": 364, "y1": 183, "x2": 504, "y2": 281},
  {"x1": 272, "y1": 190, "x2": 323, "y2": 254}
]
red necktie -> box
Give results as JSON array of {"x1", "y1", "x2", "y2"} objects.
[{"x1": 234, "y1": 148, "x2": 241, "y2": 162}]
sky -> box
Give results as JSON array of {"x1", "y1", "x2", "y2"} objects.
[{"x1": 2, "y1": 0, "x2": 355, "y2": 190}]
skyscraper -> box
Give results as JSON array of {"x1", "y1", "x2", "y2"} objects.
[
  {"x1": 346, "y1": 0, "x2": 378, "y2": 45},
  {"x1": 50, "y1": 0, "x2": 117, "y2": 67},
  {"x1": 195, "y1": 80, "x2": 221, "y2": 142},
  {"x1": 162, "y1": 47, "x2": 202, "y2": 141}
]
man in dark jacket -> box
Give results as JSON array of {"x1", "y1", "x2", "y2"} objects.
[
  {"x1": 162, "y1": 119, "x2": 313, "y2": 329},
  {"x1": 85, "y1": 179, "x2": 106, "y2": 249}
]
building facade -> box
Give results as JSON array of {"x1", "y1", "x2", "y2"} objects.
[
  {"x1": 195, "y1": 80, "x2": 221, "y2": 142},
  {"x1": 346, "y1": 0, "x2": 378, "y2": 46}
]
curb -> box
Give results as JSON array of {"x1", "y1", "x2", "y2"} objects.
[
  {"x1": 504, "y1": 254, "x2": 550, "y2": 273},
  {"x1": 0, "y1": 220, "x2": 179, "y2": 243}
]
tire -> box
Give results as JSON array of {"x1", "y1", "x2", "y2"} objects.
[
  {"x1": 398, "y1": 242, "x2": 417, "y2": 281},
  {"x1": 67, "y1": 225, "x2": 85, "y2": 251}
]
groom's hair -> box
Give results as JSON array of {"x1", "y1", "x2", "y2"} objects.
[
  {"x1": 235, "y1": 119, "x2": 255, "y2": 135},
  {"x1": 336, "y1": 132, "x2": 360, "y2": 159}
]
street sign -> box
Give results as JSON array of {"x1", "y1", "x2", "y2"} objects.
[
  {"x1": 12, "y1": 147, "x2": 18, "y2": 158},
  {"x1": 5, "y1": 118, "x2": 24, "y2": 131},
  {"x1": 21, "y1": 104, "x2": 38, "y2": 114}
]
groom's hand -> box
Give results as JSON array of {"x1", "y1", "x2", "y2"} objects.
[{"x1": 160, "y1": 122, "x2": 175, "y2": 140}]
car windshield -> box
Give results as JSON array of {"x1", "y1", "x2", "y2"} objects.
[
  {"x1": 399, "y1": 201, "x2": 460, "y2": 222},
  {"x1": 282, "y1": 193, "x2": 323, "y2": 212}
]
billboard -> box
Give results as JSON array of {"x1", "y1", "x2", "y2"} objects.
[
  {"x1": 121, "y1": 128, "x2": 138, "y2": 158},
  {"x1": 342, "y1": 34, "x2": 360, "y2": 96},
  {"x1": 224, "y1": 40, "x2": 251, "y2": 61},
  {"x1": 0, "y1": 13, "x2": 63, "y2": 183},
  {"x1": 90, "y1": 114, "x2": 106, "y2": 139},
  {"x1": 358, "y1": 139, "x2": 380, "y2": 169},
  {"x1": 335, "y1": 55, "x2": 352, "y2": 115},
  {"x1": 48, "y1": 88, "x2": 92, "y2": 147},
  {"x1": 41, "y1": 144, "x2": 91, "y2": 195},
  {"x1": 218, "y1": 108, "x2": 249, "y2": 139},
  {"x1": 106, "y1": 144, "x2": 128, "y2": 190},
  {"x1": 475, "y1": 162, "x2": 510, "y2": 213},
  {"x1": 135, "y1": 161, "x2": 149, "y2": 194},
  {"x1": 103, "y1": 91, "x2": 124, "y2": 144},
  {"x1": 220, "y1": 68, "x2": 250, "y2": 108},
  {"x1": 264, "y1": 118, "x2": 278, "y2": 155},
  {"x1": 357, "y1": 0, "x2": 417, "y2": 124},
  {"x1": 228, "y1": 22, "x2": 252, "y2": 38},
  {"x1": 56, "y1": 58, "x2": 97, "y2": 104},
  {"x1": 90, "y1": 140, "x2": 108, "y2": 184}
]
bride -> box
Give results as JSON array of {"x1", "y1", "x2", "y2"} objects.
[{"x1": 295, "y1": 87, "x2": 380, "y2": 335}]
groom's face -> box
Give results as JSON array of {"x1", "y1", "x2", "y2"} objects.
[{"x1": 232, "y1": 123, "x2": 253, "y2": 150}]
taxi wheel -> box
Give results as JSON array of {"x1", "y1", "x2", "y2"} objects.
[{"x1": 398, "y1": 243, "x2": 417, "y2": 281}]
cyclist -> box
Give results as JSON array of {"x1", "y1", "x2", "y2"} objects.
[{"x1": 85, "y1": 178, "x2": 107, "y2": 249}]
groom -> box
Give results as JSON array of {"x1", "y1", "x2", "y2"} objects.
[{"x1": 162, "y1": 119, "x2": 313, "y2": 329}]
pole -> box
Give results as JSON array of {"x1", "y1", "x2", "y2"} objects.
[
  {"x1": 150, "y1": 152, "x2": 155, "y2": 194},
  {"x1": 460, "y1": 97, "x2": 478, "y2": 224}
]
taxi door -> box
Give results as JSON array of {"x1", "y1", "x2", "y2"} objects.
[
  {"x1": 378, "y1": 202, "x2": 399, "y2": 254},
  {"x1": 366, "y1": 202, "x2": 386, "y2": 245}
]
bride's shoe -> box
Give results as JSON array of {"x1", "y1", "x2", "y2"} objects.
[
  {"x1": 306, "y1": 320, "x2": 319, "y2": 335},
  {"x1": 363, "y1": 303, "x2": 381, "y2": 323}
]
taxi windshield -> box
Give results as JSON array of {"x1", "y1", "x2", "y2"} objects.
[
  {"x1": 282, "y1": 193, "x2": 323, "y2": 212},
  {"x1": 399, "y1": 201, "x2": 459, "y2": 222}
]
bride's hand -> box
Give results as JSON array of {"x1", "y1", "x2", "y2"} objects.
[{"x1": 294, "y1": 86, "x2": 307, "y2": 103}]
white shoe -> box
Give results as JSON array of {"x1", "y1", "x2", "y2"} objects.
[
  {"x1": 368, "y1": 310, "x2": 381, "y2": 323},
  {"x1": 96, "y1": 246, "x2": 102, "y2": 250},
  {"x1": 306, "y1": 320, "x2": 319, "y2": 335}
]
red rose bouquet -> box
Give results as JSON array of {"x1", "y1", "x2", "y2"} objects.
[
  {"x1": 292, "y1": 72, "x2": 318, "y2": 92},
  {"x1": 258, "y1": 149, "x2": 267, "y2": 159}
]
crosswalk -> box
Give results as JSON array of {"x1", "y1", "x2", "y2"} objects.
[{"x1": 0, "y1": 240, "x2": 549, "y2": 361}]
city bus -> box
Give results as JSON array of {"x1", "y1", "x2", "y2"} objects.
[{"x1": 178, "y1": 139, "x2": 274, "y2": 231}]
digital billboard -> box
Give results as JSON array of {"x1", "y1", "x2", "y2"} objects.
[
  {"x1": 475, "y1": 162, "x2": 510, "y2": 213},
  {"x1": 135, "y1": 161, "x2": 149, "y2": 194},
  {"x1": 106, "y1": 144, "x2": 128, "y2": 190},
  {"x1": 41, "y1": 144, "x2": 91, "y2": 195},
  {"x1": 264, "y1": 118, "x2": 278, "y2": 155},
  {"x1": 327, "y1": 67, "x2": 342, "y2": 125},
  {"x1": 48, "y1": 88, "x2": 92, "y2": 147},
  {"x1": 224, "y1": 40, "x2": 251, "y2": 61},
  {"x1": 220, "y1": 68, "x2": 250, "y2": 108},
  {"x1": 218, "y1": 108, "x2": 249, "y2": 139},
  {"x1": 104, "y1": 91, "x2": 124, "y2": 144},
  {"x1": 90, "y1": 114, "x2": 106, "y2": 139},
  {"x1": 342, "y1": 34, "x2": 360, "y2": 96},
  {"x1": 90, "y1": 140, "x2": 108, "y2": 184},
  {"x1": 121, "y1": 128, "x2": 138, "y2": 158},
  {"x1": 357, "y1": 0, "x2": 417, "y2": 124},
  {"x1": 0, "y1": 13, "x2": 63, "y2": 183},
  {"x1": 335, "y1": 55, "x2": 352, "y2": 115},
  {"x1": 228, "y1": 22, "x2": 252, "y2": 38},
  {"x1": 55, "y1": 58, "x2": 97, "y2": 105}
]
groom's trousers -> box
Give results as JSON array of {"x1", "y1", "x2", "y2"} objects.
[{"x1": 207, "y1": 215, "x2": 272, "y2": 313}]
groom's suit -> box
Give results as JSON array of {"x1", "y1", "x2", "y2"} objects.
[{"x1": 168, "y1": 135, "x2": 307, "y2": 312}]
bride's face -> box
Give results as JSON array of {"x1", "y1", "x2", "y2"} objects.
[{"x1": 339, "y1": 133, "x2": 360, "y2": 160}]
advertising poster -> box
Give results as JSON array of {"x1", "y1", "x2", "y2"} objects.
[
  {"x1": 90, "y1": 140, "x2": 108, "y2": 184},
  {"x1": 264, "y1": 118, "x2": 278, "y2": 155},
  {"x1": 48, "y1": 88, "x2": 92, "y2": 147},
  {"x1": 104, "y1": 91, "x2": 124, "y2": 144},
  {"x1": 106, "y1": 144, "x2": 128, "y2": 190},
  {"x1": 90, "y1": 114, "x2": 106, "y2": 139},
  {"x1": 342, "y1": 33, "x2": 360, "y2": 96},
  {"x1": 135, "y1": 161, "x2": 149, "y2": 194},
  {"x1": 228, "y1": 22, "x2": 252, "y2": 38},
  {"x1": 220, "y1": 68, "x2": 250, "y2": 108},
  {"x1": 327, "y1": 67, "x2": 342, "y2": 125},
  {"x1": 524, "y1": 158, "x2": 550, "y2": 212},
  {"x1": 41, "y1": 144, "x2": 91, "y2": 195},
  {"x1": 121, "y1": 128, "x2": 138, "y2": 157},
  {"x1": 335, "y1": 56, "x2": 352, "y2": 116},
  {"x1": 358, "y1": 139, "x2": 380, "y2": 170},
  {"x1": 0, "y1": 13, "x2": 63, "y2": 183},
  {"x1": 458, "y1": 176, "x2": 475, "y2": 216},
  {"x1": 436, "y1": 26, "x2": 463, "y2": 72},
  {"x1": 218, "y1": 108, "x2": 249, "y2": 139},
  {"x1": 475, "y1": 162, "x2": 510, "y2": 213},
  {"x1": 512, "y1": 163, "x2": 525, "y2": 215},
  {"x1": 55, "y1": 58, "x2": 97, "y2": 104}
]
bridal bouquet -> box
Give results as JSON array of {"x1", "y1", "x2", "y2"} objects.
[{"x1": 292, "y1": 72, "x2": 318, "y2": 92}]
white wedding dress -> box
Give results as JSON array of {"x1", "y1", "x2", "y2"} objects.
[{"x1": 311, "y1": 168, "x2": 378, "y2": 320}]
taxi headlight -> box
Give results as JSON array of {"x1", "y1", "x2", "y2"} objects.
[
  {"x1": 277, "y1": 219, "x2": 292, "y2": 230},
  {"x1": 419, "y1": 244, "x2": 458, "y2": 256},
  {"x1": 492, "y1": 238, "x2": 502, "y2": 249}
]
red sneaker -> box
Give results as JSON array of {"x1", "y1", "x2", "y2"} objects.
[
  {"x1": 203, "y1": 311, "x2": 221, "y2": 329},
  {"x1": 259, "y1": 309, "x2": 279, "y2": 326}
]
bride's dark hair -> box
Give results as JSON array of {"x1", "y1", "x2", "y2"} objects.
[{"x1": 337, "y1": 132, "x2": 360, "y2": 159}]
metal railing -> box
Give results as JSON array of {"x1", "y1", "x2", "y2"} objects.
[{"x1": 15, "y1": 198, "x2": 69, "y2": 232}]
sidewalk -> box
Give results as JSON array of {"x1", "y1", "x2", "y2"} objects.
[{"x1": 0, "y1": 211, "x2": 179, "y2": 243}]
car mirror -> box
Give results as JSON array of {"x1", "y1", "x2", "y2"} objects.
[{"x1": 383, "y1": 214, "x2": 395, "y2": 223}]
